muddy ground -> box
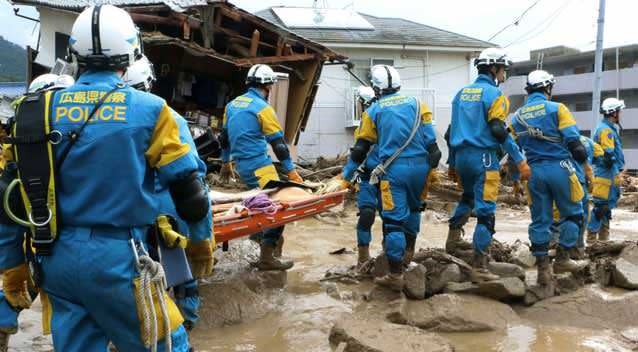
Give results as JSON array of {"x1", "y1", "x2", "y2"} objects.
[{"x1": 7, "y1": 203, "x2": 638, "y2": 352}]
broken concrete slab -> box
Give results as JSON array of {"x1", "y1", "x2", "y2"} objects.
[
  {"x1": 613, "y1": 258, "x2": 638, "y2": 290},
  {"x1": 520, "y1": 286, "x2": 638, "y2": 330},
  {"x1": 404, "y1": 264, "x2": 427, "y2": 300},
  {"x1": 329, "y1": 317, "x2": 454, "y2": 352},
  {"x1": 488, "y1": 262, "x2": 525, "y2": 279},
  {"x1": 511, "y1": 241, "x2": 536, "y2": 268},
  {"x1": 428, "y1": 263, "x2": 463, "y2": 294},
  {"x1": 443, "y1": 281, "x2": 479, "y2": 294},
  {"x1": 387, "y1": 293, "x2": 520, "y2": 332},
  {"x1": 475, "y1": 277, "x2": 526, "y2": 301},
  {"x1": 555, "y1": 272, "x2": 583, "y2": 294},
  {"x1": 523, "y1": 283, "x2": 555, "y2": 306}
]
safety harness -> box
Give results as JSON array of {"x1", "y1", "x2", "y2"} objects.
[
  {"x1": 369, "y1": 97, "x2": 421, "y2": 185},
  {"x1": 513, "y1": 109, "x2": 562, "y2": 143}
]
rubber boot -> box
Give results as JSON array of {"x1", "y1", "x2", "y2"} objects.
[
  {"x1": 536, "y1": 255, "x2": 553, "y2": 286},
  {"x1": 0, "y1": 331, "x2": 8, "y2": 352},
  {"x1": 470, "y1": 252, "x2": 499, "y2": 283},
  {"x1": 553, "y1": 246, "x2": 588, "y2": 274},
  {"x1": 598, "y1": 220, "x2": 610, "y2": 241},
  {"x1": 374, "y1": 260, "x2": 404, "y2": 291},
  {"x1": 445, "y1": 227, "x2": 473, "y2": 254},
  {"x1": 403, "y1": 235, "x2": 416, "y2": 267},
  {"x1": 357, "y1": 245, "x2": 371, "y2": 268},
  {"x1": 274, "y1": 236, "x2": 284, "y2": 258},
  {"x1": 586, "y1": 231, "x2": 597, "y2": 244},
  {"x1": 256, "y1": 243, "x2": 294, "y2": 271}
]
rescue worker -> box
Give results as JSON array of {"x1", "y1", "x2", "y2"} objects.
[
  {"x1": 1, "y1": 5, "x2": 212, "y2": 351},
  {"x1": 123, "y1": 55, "x2": 207, "y2": 331},
  {"x1": 510, "y1": 70, "x2": 588, "y2": 287},
  {"x1": 333, "y1": 65, "x2": 440, "y2": 290},
  {"x1": 220, "y1": 64, "x2": 303, "y2": 271},
  {"x1": 340, "y1": 86, "x2": 381, "y2": 268},
  {"x1": 0, "y1": 72, "x2": 75, "y2": 352},
  {"x1": 587, "y1": 98, "x2": 626, "y2": 242},
  {"x1": 447, "y1": 48, "x2": 531, "y2": 282}
]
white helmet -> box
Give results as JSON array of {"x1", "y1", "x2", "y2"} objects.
[
  {"x1": 69, "y1": 5, "x2": 142, "y2": 70},
  {"x1": 600, "y1": 97, "x2": 625, "y2": 115},
  {"x1": 474, "y1": 48, "x2": 513, "y2": 68},
  {"x1": 526, "y1": 70, "x2": 555, "y2": 91},
  {"x1": 356, "y1": 86, "x2": 376, "y2": 104},
  {"x1": 28, "y1": 73, "x2": 59, "y2": 93},
  {"x1": 245, "y1": 64, "x2": 277, "y2": 85},
  {"x1": 52, "y1": 74, "x2": 75, "y2": 89},
  {"x1": 123, "y1": 55, "x2": 156, "y2": 91},
  {"x1": 370, "y1": 65, "x2": 400, "y2": 92}
]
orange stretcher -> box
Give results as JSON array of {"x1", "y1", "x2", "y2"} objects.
[{"x1": 212, "y1": 189, "x2": 348, "y2": 243}]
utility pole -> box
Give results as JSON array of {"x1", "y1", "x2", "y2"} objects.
[{"x1": 592, "y1": 0, "x2": 606, "y2": 131}]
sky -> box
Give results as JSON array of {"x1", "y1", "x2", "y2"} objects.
[{"x1": 1, "y1": 0, "x2": 637, "y2": 61}]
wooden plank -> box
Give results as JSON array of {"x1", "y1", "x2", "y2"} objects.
[
  {"x1": 249, "y1": 29, "x2": 260, "y2": 57},
  {"x1": 234, "y1": 53, "x2": 318, "y2": 66}
]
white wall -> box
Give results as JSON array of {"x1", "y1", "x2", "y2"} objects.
[
  {"x1": 298, "y1": 46, "x2": 475, "y2": 161},
  {"x1": 35, "y1": 7, "x2": 77, "y2": 68}
]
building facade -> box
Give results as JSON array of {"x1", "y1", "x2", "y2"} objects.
[{"x1": 501, "y1": 45, "x2": 638, "y2": 171}]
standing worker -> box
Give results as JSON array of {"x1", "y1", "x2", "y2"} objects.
[
  {"x1": 220, "y1": 64, "x2": 303, "y2": 271},
  {"x1": 510, "y1": 70, "x2": 588, "y2": 288},
  {"x1": 587, "y1": 98, "x2": 626, "y2": 242},
  {"x1": 339, "y1": 86, "x2": 381, "y2": 268},
  {"x1": 333, "y1": 65, "x2": 441, "y2": 290},
  {"x1": 447, "y1": 48, "x2": 531, "y2": 282},
  {"x1": 1, "y1": 5, "x2": 211, "y2": 351}
]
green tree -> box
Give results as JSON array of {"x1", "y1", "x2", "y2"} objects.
[{"x1": 0, "y1": 36, "x2": 26, "y2": 82}]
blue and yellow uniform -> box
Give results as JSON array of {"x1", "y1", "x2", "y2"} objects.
[
  {"x1": 1, "y1": 71, "x2": 211, "y2": 351},
  {"x1": 448, "y1": 74, "x2": 525, "y2": 254},
  {"x1": 221, "y1": 87, "x2": 294, "y2": 247},
  {"x1": 155, "y1": 113, "x2": 210, "y2": 329},
  {"x1": 588, "y1": 118, "x2": 624, "y2": 234},
  {"x1": 355, "y1": 93, "x2": 435, "y2": 266},
  {"x1": 510, "y1": 92, "x2": 584, "y2": 256}
]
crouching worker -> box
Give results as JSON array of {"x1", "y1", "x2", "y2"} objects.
[
  {"x1": 220, "y1": 64, "x2": 304, "y2": 271},
  {"x1": 0, "y1": 5, "x2": 210, "y2": 351}
]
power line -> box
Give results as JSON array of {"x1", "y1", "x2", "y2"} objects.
[
  {"x1": 503, "y1": 0, "x2": 574, "y2": 48},
  {"x1": 487, "y1": 0, "x2": 542, "y2": 41}
]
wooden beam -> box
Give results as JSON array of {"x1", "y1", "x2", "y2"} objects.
[
  {"x1": 131, "y1": 13, "x2": 201, "y2": 30},
  {"x1": 213, "y1": 26, "x2": 276, "y2": 50},
  {"x1": 218, "y1": 6, "x2": 242, "y2": 22},
  {"x1": 249, "y1": 30, "x2": 260, "y2": 57},
  {"x1": 234, "y1": 53, "x2": 318, "y2": 67}
]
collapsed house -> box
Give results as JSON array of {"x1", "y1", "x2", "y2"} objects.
[{"x1": 11, "y1": 0, "x2": 346, "y2": 147}]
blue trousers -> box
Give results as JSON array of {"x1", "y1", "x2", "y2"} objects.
[
  {"x1": 0, "y1": 291, "x2": 18, "y2": 333},
  {"x1": 236, "y1": 155, "x2": 284, "y2": 246},
  {"x1": 552, "y1": 186, "x2": 589, "y2": 248},
  {"x1": 449, "y1": 147, "x2": 500, "y2": 254},
  {"x1": 174, "y1": 279, "x2": 200, "y2": 329},
  {"x1": 40, "y1": 226, "x2": 189, "y2": 352},
  {"x1": 528, "y1": 160, "x2": 583, "y2": 256},
  {"x1": 379, "y1": 157, "x2": 428, "y2": 265},
  {"x1": 588, "y1": 172, "x2": 620, "y2": 233},
  {"x1": 356, "y1": 175, "x2": 379, "y2": 247}
]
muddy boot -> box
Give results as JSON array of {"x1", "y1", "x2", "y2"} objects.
[
  {"x1": 255, "y1": 243, "x2": 294, "y2": 271},
  {"x1": 599, "y1": 220, "x2": 610, "y2": 241},
  {"x1": 536, "y1": 255, "x2": 553, "y2": 286},
  {"x1": 445, "y1": 227, "x2": 473, "y2": 254},
  {"x1": 274, "y1": 236, "x2": 284, "y2": 258},
  {"x1": 470, "y1": 252, "x2": 499, "y2": 283},
  {"x1": 374, "y1": 260, "x2": 404, "y2": 291},
  {"x1": 357, "y1": 245, "x2": 371, "y2": 268},
  {"x1": 553, "y1": 246, "x2": 588, "y2": 274},
  {"x1": 569, "y1": 247, "x2": 586, "y2": 260},
  {"x1": 0, "y1": 331, "x2": 8, "y2": 352},
  {"x1": 586, "y1": 231, "x2": 598, "y2": 244},
  {"x1": 403, "y1": 235, "x2": 416, "y2": 267}
]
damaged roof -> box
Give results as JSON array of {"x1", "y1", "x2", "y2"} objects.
[
  {"x1": 256, "y1": 7, "x2": 494, "y2": 49},
  {"x1": 10, "y1": 0, "x2": 218, "y2": 12}
]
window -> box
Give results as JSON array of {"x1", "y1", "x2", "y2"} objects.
[
  {"x1": 621, "y1": 129, "x2": 638, "y2": 149},
  {"x1": 55, "y1": 32, "x2": 70, "y2": 61},
  {"x1": 371, "y1": 58, "x2": 395, "y2": 67}
]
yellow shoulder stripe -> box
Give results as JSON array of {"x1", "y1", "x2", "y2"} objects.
[
  {"x1": 592, "y1": 141, "x2": 604, "y2": 158},
  {"x1": 357, "y1": 111, "x2": 377, "y2": 143},
  {"x1": 598, "y1": 128, "x2": 615, "y2": 149},
  {"x1": 145, "y1": 104, "x2": 191, "y2": 168},
  {"x1": 487, "y1": 95, "x2": 510, "y2": 122},
  {"x1": 419, "y1": 100, "x2": 433, "y2": 124},
  {"x1": 257, "y1": 106, "x2": 283, "y2": 136},
  {"x1": 557, "y1": 104, "x2": 577, "y2": 129}
]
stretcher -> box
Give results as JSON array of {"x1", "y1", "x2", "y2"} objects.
[{"x1": 211, "y1": 188, "x2": 347, "y2": 243}]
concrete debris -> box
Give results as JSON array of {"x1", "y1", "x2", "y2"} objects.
[
  {"x1": 586, "y1": 240, "x2": 632, "y2": 257},
  {"x1": 510, "y1": 240, "x2": 536, "y2": 268},
  {"x1": 612, "y1": 258, "x2": 638, "y2": 290},
  {"x1": 428, "y1": 263, "x2": 463, "y2": 295},
  {"x1": 487, "y1": 261, "x2": 526, "y2": 279},
  {"x1": 387, "y1": 293, "x2": 520, "y2": 332},
  {"x1": 443, "y1": 281, "x2": 479, "y2": 294},
  {"x1": 555, "y1": 272, "x2": 583, "y2": 294},
  {"x1": 329, "y1": 317, "x2": 454, "y2": 352},
  {"x1": 475, "y1": 277, "x2": 526, "y2": 301},
  {"x1": 524, "y1": 284, "x2": 556, "y2": 306},
  {"x1": 403, "y1": 264, "x2": 427, "y2": 300}
]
